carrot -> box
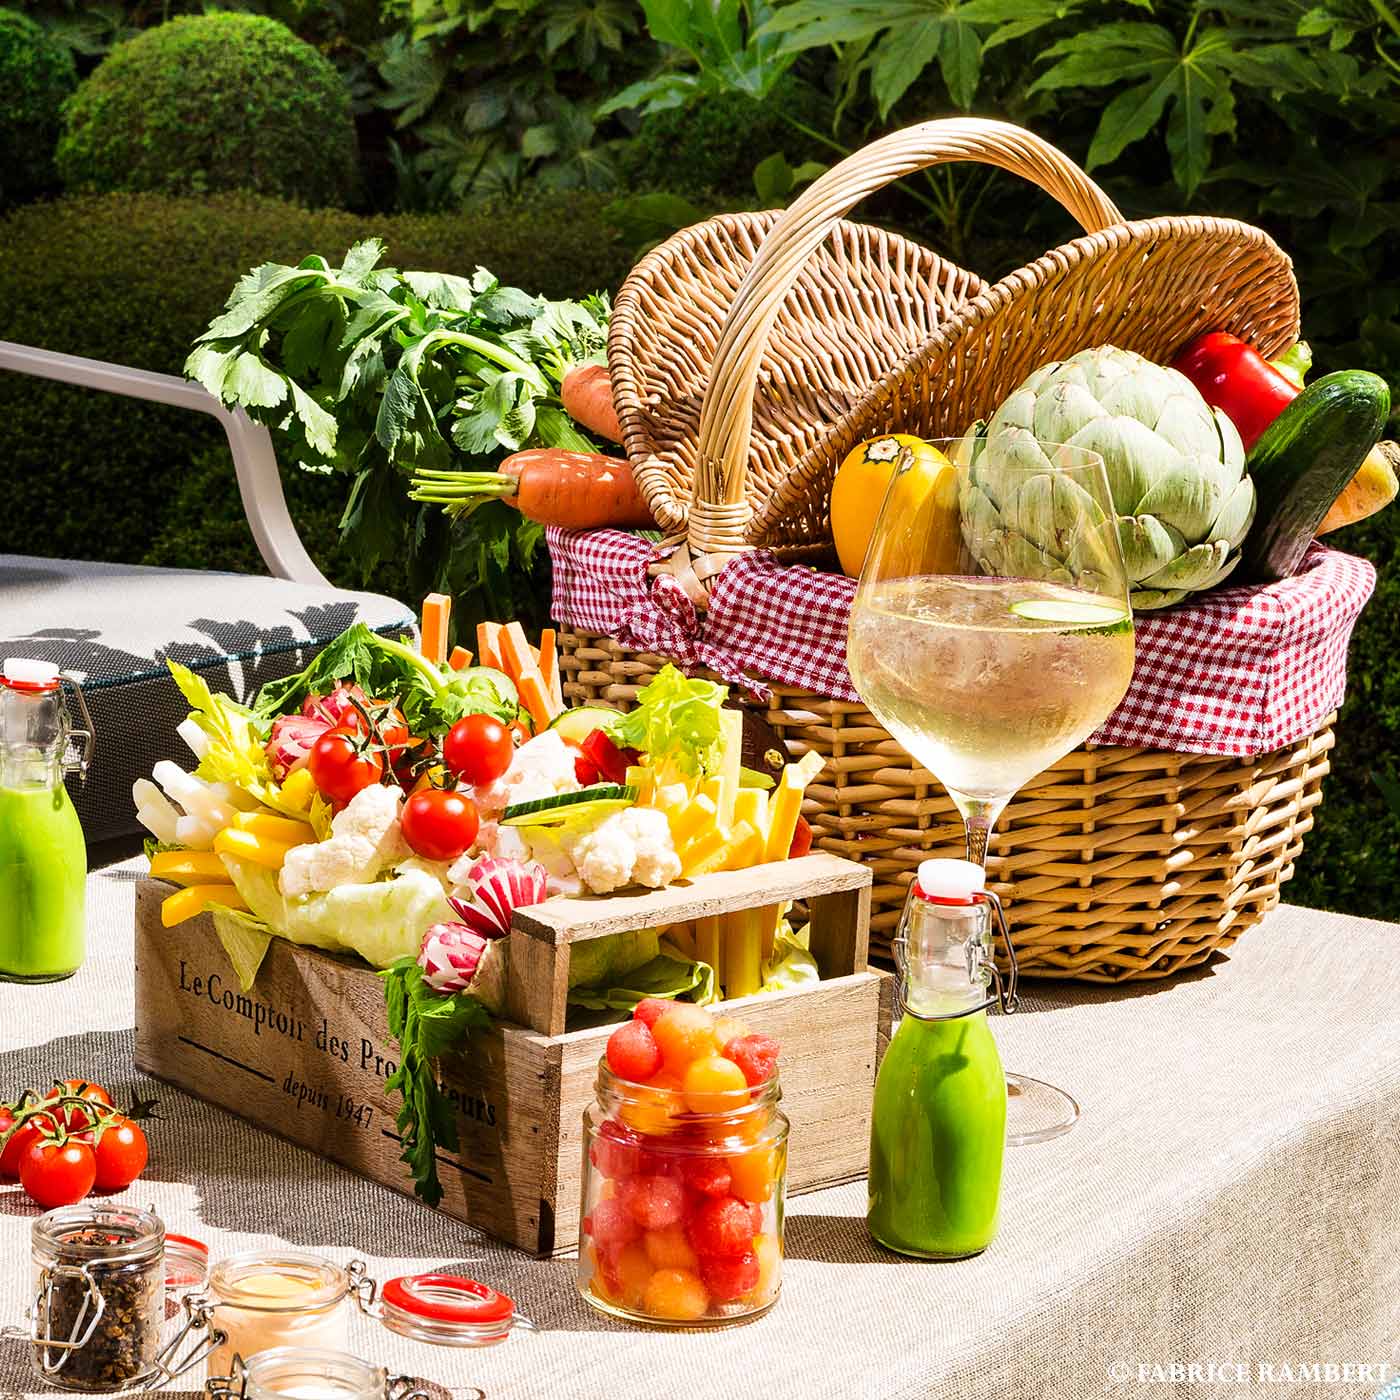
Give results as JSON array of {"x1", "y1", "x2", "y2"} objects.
[
  {"x1": 421, "y1": 593, "x2": 451, "y2": 666},
  {"x1": 538, "y1": 628, "x2": 562, "y2": 709},
  {"x1": 448, "y1": 646, "x2": 473, "y2": 670},
  {"x1": 411, "y1": 450, "x2": 655, "y2": 531},
  {"x1": 476, "y1": 622, "x2": 502, "y2": 672},
  {"x1": 517, "y1": 671, "x2": 556, "y2": 731},
  {"x1": 560, "y1": 363, "x2": 623, "y2": 443},
  {"x1": 497, "y1": 622, "x2": 536, "y2": 684}
]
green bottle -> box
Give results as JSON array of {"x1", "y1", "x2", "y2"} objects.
[
  {"x1": 0, "y1": 660, "x2": 93, "y2": 982},
  {"x1": 867, "y1": 859, "x2": 1013, "y2": 1259}
]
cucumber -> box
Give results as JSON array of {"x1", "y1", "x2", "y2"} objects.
[
  {"x1": 501, "y1": 784, "x2": 638, "y2": 827},
  {"x1": 1244, "y1": 370, "x2": 1390, "y2": 582},
  {"x1": 547, "y1": 706, "x2": 621, "y2": 744},
  {"x1": 1009, "y1": 598, "x2": 1129, "y2": 627}
]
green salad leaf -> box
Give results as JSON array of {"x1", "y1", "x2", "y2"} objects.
[
  {"x1": 567, "y1": 950, "x2": 717, "y2": 1015},
  {"x1": 166, "y1": 659, "x2": 270, "y2": 788},
  {"x1": 251, "y1": 624, "x2": 516, "y2": 733},
  {"x1": 613, "y1": 664, "x2": 727, "y2": 779},
  {"x1": 381, "y1": 958, "x2": 493, "y2": 1209}
]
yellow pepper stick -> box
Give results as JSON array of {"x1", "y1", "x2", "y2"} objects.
[
  {"x1": 149, "y1": 850, "x2": 231, "y2": 886},
  {"x1": 231, "y1": 811, "x2": 317, "y2": 845},
  {"x1": 279, "y1": 769, "x2": 317, "y2": 812},
  {"x1": 213, "y1": 827, "x2": 296, "y2": 871},
  {"x1": 161, "y1": 884, "x2": 249, "y2": 927}
]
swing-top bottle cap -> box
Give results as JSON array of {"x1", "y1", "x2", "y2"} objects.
[
  {"x1": 1, "y1": 658, "x2": 61, "y2": 693},
  {"x1": 914, "y1": 859, "x2": 985, "y2": 906}
]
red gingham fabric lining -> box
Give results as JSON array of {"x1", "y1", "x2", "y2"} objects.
[{"x1": 546, "y1": 528, "x2": 1374, "y2": 758}]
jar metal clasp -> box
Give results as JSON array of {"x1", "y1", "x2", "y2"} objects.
[
  {"x1": 891, "y1": 887, "x2": 1020, "y2": 1022},
  {"x1": 28, "y1": 1261, "x2": 108, "y2": 1378}
]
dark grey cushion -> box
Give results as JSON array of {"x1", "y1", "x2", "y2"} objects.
[{"x1": 1, "y1": 555, "x2": 416, "y2": 842}]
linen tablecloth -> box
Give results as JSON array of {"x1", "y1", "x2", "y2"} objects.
[{"x1": 1, "y1": 861, "x2": 1397, "y2": 1399}]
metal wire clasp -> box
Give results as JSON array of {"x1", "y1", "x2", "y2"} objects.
[
  {"x1": 891, "y1": 888, "x2": 1020, "y2": 1022},
  {"x1": 59, "y1": 672, "x2": 95, "y2": 784}
]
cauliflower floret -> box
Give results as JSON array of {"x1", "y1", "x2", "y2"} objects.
[
  {"x1": 279, "y1": 783, "x2": 409, "y2": 897},
  {"x1": 474, "y1": 730, "x2": 580, "y2": 818},
  {"x1": 566, "y1": 807, "x2": 681, "y2": 895}
]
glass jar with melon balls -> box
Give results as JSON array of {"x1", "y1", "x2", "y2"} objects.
[{"x1": 578, "y1": 1000, "x2": 788, "y2": 1326}]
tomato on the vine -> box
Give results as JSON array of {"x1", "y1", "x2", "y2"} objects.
[
  {"x1": 55, "y1": 1079, "x2": 113, "y2": 1130},
  {"x1": 1, "y1": 1109, "x2": 56, "y2": 1179},
  {"x1": 443, "y1": 714, "x2": 514, "y2": 786},
  {"x1": 20, "y1": 1137, "x2": 96, "y2": 1208},
  {"x1": 308, "y1": 727, "x2": 383, "y2": 805},
  {"x1": 401, "y1": 789, "x2": 479, "y2": 862},
  {"x1": 343, "y1": 702, "x2": 414, "y2": 760},
  {"x1": 89, "y1": 1118, "x2": 149, "y2": 1192}
]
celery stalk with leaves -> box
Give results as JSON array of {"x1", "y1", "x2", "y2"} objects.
[{"x1": 185, "y1": 239, "x2": 609, "y2": 626}]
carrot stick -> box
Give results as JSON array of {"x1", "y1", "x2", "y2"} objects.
[
  {"x1": 421, "y1": 594, "x2": 451, "y2": 666},
  {"x1": 448, "y1": 646, "x2": 473, "y2": 670},
  {"x1": 476, "y1": 623, "x2": 502, "y2": 672},
  {"x1": 498, "y1": 622, "x2": 535, "y2": 684},
  {"x1": 561, "y1": 363, "x2": 623, "y2": 443},
  {"x1": 517, "y1": 672, "x2": 555, "y2": 731},
  {"x1": 538, "y1": 628, "x2": 561, "y2": 708}
]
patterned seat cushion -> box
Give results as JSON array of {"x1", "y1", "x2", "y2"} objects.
[{"x1": 1, "y1": 555, "x2": 416, "y2": 842}]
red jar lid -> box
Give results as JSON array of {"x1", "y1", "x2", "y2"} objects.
[
  {"x1": 164, "y1": 1233, "x2": 210, "y2": 1290},
  {"x1": 382, "y1": 1274, "x2": 515, "y2": 1327}
]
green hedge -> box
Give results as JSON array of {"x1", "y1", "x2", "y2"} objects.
[
  {"x1": 0, "y1": 189, "x2": 634, "y2": 582},
  {"x1": 0, "y1": 10, "x2": 76, "y2": 206},
  {"x1": 56, "y1": 14, "x2": 358, "y2": 205}
]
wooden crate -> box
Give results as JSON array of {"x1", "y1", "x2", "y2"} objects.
[{"x1": 134, "y1": 853, "x2": 892, "y2": 1255}]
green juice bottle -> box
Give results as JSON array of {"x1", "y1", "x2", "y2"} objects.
[
  {"x1": 0, "y1": 660, "x2": 93, "y2": 982},
  {"x1": 868, "y1": 859, "x2": 1013, "y2": 1259}
]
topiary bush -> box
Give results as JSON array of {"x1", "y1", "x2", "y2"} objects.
[
  {"x1": 56, "y1": 13, "x2": 359, "y2": 206},
  {"x1": 0, "y1": 10, "x2": 77, "y2": 207},
  {"x1": 0, "y1": 187, "x2": 632, "y2": 599}
]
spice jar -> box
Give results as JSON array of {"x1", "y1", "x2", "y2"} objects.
[
  {"x1": 577, "y1": 1060, "x2": 788, "y2": 1326},
  {"x1": 21, "y1": 1203, "x2": 217, "y2": 1391},
  {"x1": 205, "y1": 1346, "x2": 472, "y2": 1400}
]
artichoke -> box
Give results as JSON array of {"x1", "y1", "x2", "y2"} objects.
[{"x1": 962, "y1": 345, "x2": 1254, "y2": 609}]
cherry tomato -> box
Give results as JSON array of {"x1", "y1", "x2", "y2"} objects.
[
  {"x1": 308, "y1": 727, "x2": 383, "y2": 805},
  {"x1": 1, "y1": 1108, "x2": 57, "y2": 1178},
  {"x1": 54, "y1": 1079, "x2": 113, "y2": 1131},
  {"x1": 21, "y1": 1136, "x2": 96, "y2": 1208},
  {"x1": 90, "y1": 1118, "x2": 148, "y2": 1192},
  {"x1": 788, "y1": 814, "x2": 813, "y2": 860},
  {"x1": 442, "y1": 714, "x2": 514, "y2": 786},
  {"x1": 343, "y1": 702, "x2": 414, "y2": 758},
  {"x1": 401, "y1": 789, "x2": 479, "y2": 862}
]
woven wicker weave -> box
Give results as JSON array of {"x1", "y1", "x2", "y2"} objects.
[
  {"x1": 579, "y1": 118, "x2": 1329, "y2": 983},
  {"x1": 558, "y1": 632, "x2": 1334, "y2": 983}
]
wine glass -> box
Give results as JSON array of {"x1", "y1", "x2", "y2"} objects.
[{"x1": 846, "y1": 436, "x2": 1134, "y2": 1145}]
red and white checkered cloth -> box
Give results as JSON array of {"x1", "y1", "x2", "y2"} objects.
[{"x1": 547, "y1": 528, "x2": 1375, "y2": 758}]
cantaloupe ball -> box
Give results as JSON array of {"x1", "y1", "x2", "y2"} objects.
[
  {"x1": 642, "y1": 1267, "x2": 710, "y2": 1321},
  {"x1": 728, "y1": 1147, "x2": 776, "y2": 1203},
  {"x1": 750, "y1": 1232, "x2": 782, "y2": 1303},
  {"x1": 652, "y1": 1004, "x2": 718, "y2": 1074},
  {"x1": 644, "y1": 1222, "x2": 699, "y2": 1271},
  {"x1": 682, "y1": 1055, "x2": 749, "y2": 1114}
]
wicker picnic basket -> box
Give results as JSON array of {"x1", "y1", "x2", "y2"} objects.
[{"x1": 558, "y1": 118, "x2": 1340, "y2": 983}]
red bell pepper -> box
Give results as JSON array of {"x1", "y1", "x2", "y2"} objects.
[{"x1": 1171, "y1": 331, "x2": 1299, "y2": 452}]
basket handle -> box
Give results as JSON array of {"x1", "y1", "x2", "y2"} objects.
[{"x1": 686, "y1": 118, "x2": 1123, "y2": 569}]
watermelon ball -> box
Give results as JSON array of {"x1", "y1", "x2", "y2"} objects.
[
  {"x1": 607, "y1": 1019, "x2": 663, "y2": 1082},
  {"x1": 681, "y1": 1156, "x2": 732, "y2": 1198},
  {"x1": 589, "y1": 1120, "x2": 645, "y2": 1180},
  {"x1": 633, "y1": 997, "x2": 675, "y2": 1029},
  {"x1": 723, "y1": 1033, "x2": 781, "y2": 1087},
  {"x1": 586, "y1": 1197, "x2": 641, "y2": 1253},
  {"x1": 652, "y1": 1004, "x2": 718, "y2": 1074},
  {"x1": 700, "y1": 1250, "x2": 760, "y2": 1303},
  {"x1": 687, "y1": 1196, "x2": 757, "y2": 1258},
  {"x1": 642, "y1": 1268, "x2": 710, "y2": 1321},
  {"x1": 620, "y1": 1174, "x2": 688, "y2": 1230}
]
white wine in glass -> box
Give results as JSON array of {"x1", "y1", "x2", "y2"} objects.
[{"x1": 847, "y1": 437, "x2": 1135, "y2": 1144}]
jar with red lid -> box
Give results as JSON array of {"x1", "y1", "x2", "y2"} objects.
[{"x1": 577, "y1": 1059, "x2": 788, "y2": 1326}]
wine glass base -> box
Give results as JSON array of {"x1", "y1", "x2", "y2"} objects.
[{"x1": 1005, "y1": 1072, "x2": 1079, "y2": 1146}]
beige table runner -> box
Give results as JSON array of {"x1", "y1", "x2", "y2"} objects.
[{"x1": 1, "y1": 861, "x2": 1397, "y2": 1399}]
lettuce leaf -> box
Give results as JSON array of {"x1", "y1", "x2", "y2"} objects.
[
  {"x1": 613, "y1": 664, "x2": 727, "y2": 779},
  {"x1": 166, "y1": 659, "x2": 270, "y2": 789},
  {"x1": 568, "y1": 928, "x2": 661, "y2": 989},
  {"x1": 567, "y1": 950, "x2": 716, "y2": 1014},
  {"x1": 761, "y1": 933, "x2": 819, "y2": 992},
  {"x1": 221, "y1": 858, "x2": 452, "y2": 968},
  {"x1": 250, "y1": 624, "x2": 517, "y2": 734},
  {"x1": 209, "y1": 907, "x2": 274, "y2": 992}
]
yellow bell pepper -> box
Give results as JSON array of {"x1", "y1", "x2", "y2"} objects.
[
  {"x1": 213, "y1": 827, "x2": 296, "y2": 870},
  {"x1": 232, "y1": 810, "x2": 316, "y2": 846},
  {"x1": 149, "y1": 850, "x2": 232, "y2": 886},
  {"x1": 161, "y1": 884, "x2": 249, "y2": 927}
]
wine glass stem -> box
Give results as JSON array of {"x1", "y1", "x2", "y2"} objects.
[{"x1": 957, "y1": 798, "x2": 1006, "y2": 870}]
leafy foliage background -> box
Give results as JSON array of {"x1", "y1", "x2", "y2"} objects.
[{"x1": 0, "y1": 0, "x2": 1396, "y2": 912}]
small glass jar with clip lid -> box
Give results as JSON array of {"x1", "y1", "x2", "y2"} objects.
[
  {"x1": 10, "y1": 1203, "x2": 220, "y2": 1391},
  {"x1": 206, "y1": 1252, "x2": 534, "y2": 1377},
  {"x1": 204, "y1": 1345, "x2": 482, "y2": 1400}
]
